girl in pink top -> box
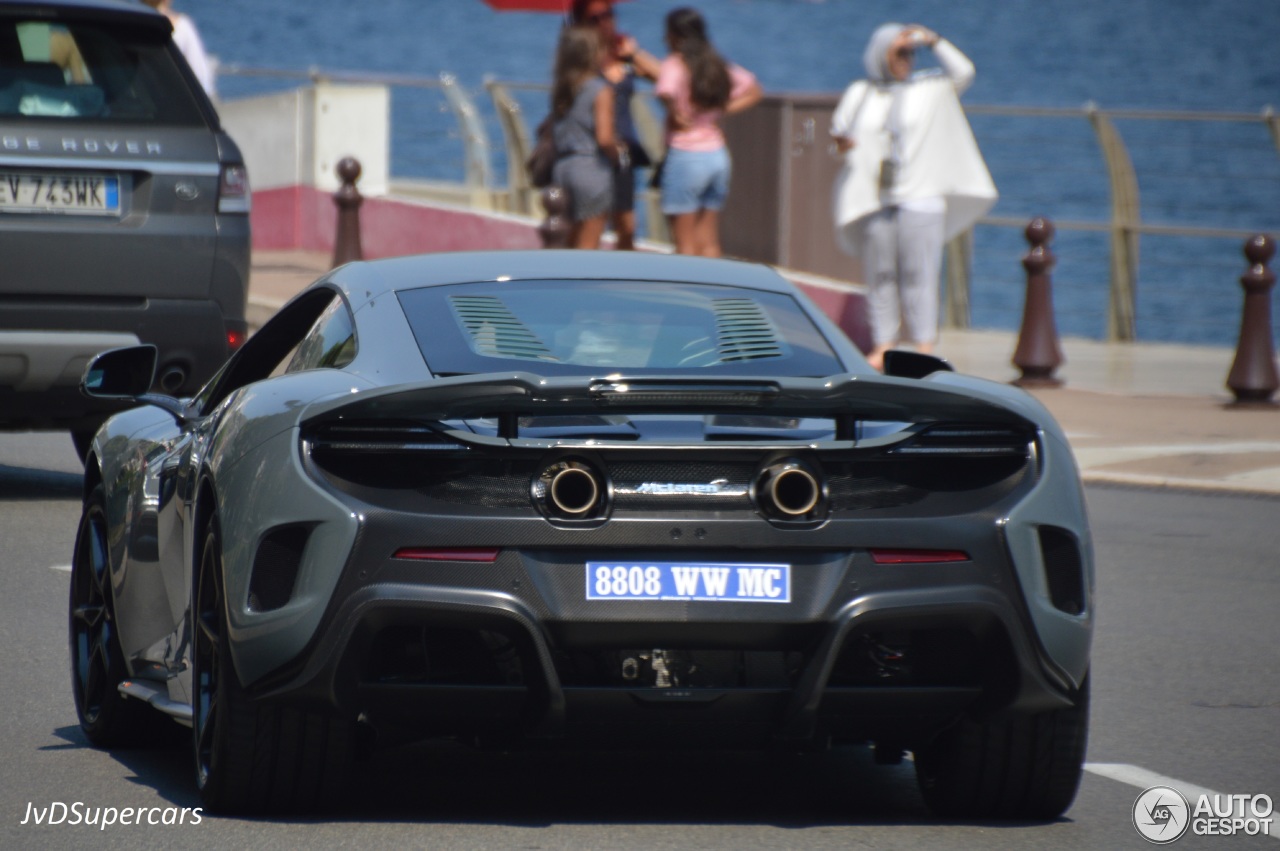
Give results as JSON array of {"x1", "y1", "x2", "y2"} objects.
[{"x1": 654, "y1": 8, "x2": 761, "y2": 257}]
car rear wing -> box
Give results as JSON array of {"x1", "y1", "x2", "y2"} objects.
[{"x1": 300, "y1": 371, "x2": 1038, "y2": 447}]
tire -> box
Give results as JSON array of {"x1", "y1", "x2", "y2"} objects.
[
  {"x1": 69, "y1": 484, "x2": 152, "y2": 746},
  {"x1": 192, "y1": 519, "x2": 353, "y2": 814},
  {"x1": 71, "y1": 430, "x2": 95, "y2": 465},
  {"x1": 914, "y1": 677, "x2": 1089, "y2": 821}
]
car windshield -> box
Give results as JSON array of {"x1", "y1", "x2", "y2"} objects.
[
  {"x1": 0, "y1": 17, "x2": 205, "y2": 124},
  {"x1": 396, "y1": 280, "x2": 846, "y2": 377}
]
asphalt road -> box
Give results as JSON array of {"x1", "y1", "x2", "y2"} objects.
[{"x1": 1, "y1": 431, "x2": 1277, "y2": 850}]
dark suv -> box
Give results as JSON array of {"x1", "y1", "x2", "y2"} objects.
[{"x1": 0, "y1": 0, "x2": 249, "y2": 458}]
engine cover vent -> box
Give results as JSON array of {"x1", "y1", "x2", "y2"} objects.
[{"x1": 449, "y1": 294, "x2": 557, "y2": 361}]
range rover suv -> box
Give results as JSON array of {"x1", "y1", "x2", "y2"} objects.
[{"x1": 0, "y1": 0, "x2": 249, "y2": 458}]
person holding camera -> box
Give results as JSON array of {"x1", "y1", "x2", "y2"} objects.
[{"x1": 830, "y1": 23, "x2": 996, "y2": 370}]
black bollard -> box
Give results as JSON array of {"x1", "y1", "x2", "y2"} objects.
[
  {"x1": 331, "y1": 157, "x2": 364, "y2": 268},
  {"x1": 538, "y1": 185, "x2": 572, "y2": 249},
  {"x1": 1011, "y1": 217, "x2": 1065, "y2": 387},
  {"x1": 1225, "y1": 234, "x2": 1278, "y2": 406}
]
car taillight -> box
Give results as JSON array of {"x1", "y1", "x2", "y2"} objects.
[
  {"x1": 226, "y1": 325, "x2": 246, "y2": 351},
  {"x1": 393, "y1": 548, "x2": 500, "y2": 563},
  {"x1": 218, "y1": 164, "x2": 250, "y2": 214},
  {"x1": 870, "y1": 549, "x2": 971, "y2": 564}
]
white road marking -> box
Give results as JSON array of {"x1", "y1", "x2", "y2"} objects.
[
  {"x1": 48, "y1": 565, "x2": 71, "y2": 573},
  {"x1": 1088, "y1": 763, "x2": 1223, "y2": 803},
  {"x1": 1086, "y1": 762, "x2": 1279, "y2": 840}
]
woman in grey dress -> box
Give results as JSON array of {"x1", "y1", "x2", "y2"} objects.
[{"x1": 550, "y1": 26, "x2": 618, "y2": 249}]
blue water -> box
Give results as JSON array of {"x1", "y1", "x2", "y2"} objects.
[{"x1": 197, "y1": 0, "x2": 1280, "y2": 346}]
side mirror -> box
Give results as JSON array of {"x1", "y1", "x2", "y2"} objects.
[
  {"x1": 81, "y1": 345, "x2": 157, "y2": 399},
  {"x1": 882, "y1": 349, "x2": 954, "y2": 379}
]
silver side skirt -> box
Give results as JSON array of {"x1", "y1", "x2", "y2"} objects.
[{"x1": 118, "y1": 680, "x2": 194, "y2": 727}]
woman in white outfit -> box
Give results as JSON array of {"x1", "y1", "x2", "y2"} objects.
[
  {"x1": 830, "y1": 24, "x2": 996, "y2": 370},
  {"x1": 141, "y1": 0, "x2": 217, "y2": 99}
]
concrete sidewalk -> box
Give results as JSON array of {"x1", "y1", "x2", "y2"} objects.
[
  {"x1": 249, "y1": 250, "x2": 1280, "y2": 498},
  {"x1": 936, "y1": 329, "x2": 1280, "y2": 496}
]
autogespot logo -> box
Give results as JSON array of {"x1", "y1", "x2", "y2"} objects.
[{"x1": 1133, "y1": 786, "x2": 1191, "y2": 844}]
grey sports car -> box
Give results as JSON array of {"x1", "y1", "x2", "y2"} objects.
[{"x1": 71, "y1": 250, "x2": 1093, "y2": 818}]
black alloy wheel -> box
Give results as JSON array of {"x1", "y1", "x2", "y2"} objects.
[
  {"x1": 192, "y1": 521, "x2": 249, "y2": 810},
  {"x1": 192, "y1": 525, "x2": 221, "y2": 795},
  {"x1": 69, "y1": 484, "x2": 148, "y2": 746},
  {"x1": 192, "y1": 517, "x2": 354, "y2": 813}
]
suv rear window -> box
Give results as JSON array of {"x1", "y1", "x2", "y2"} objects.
[
  {"x1": 0, "y1": 17, "x2": 205, "y2": 124},
  {"x1": 397, "y1": 280, "x2": 846, "y2": 377}
]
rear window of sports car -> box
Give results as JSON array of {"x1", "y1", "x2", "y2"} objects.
[
  {"x1": 397, "y1": 280, "x2": 845, "y2": 377},
  {"x1": 0, "y1": 18, "x2": 205, "y2": 124}
]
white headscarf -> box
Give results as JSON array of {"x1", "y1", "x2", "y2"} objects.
[{"x1": 862, "y1": 22, "x2": 906, "y2": 84}]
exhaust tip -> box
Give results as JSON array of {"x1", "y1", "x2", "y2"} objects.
[
  {"x1": 550, "y1": 466, "x2": 600, "y2": 516},
  {"x1": 756, "y1": 459, "x2": 824, "y2": 519},
  {"x1": 158, "y1": 365, "x2": 187, "y2": 394},
  {"x1": 536, "y1": 459, "x2": 606, "y2": 519}
]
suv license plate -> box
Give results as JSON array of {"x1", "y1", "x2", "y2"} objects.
[
  {"x1": 0, "y1": 172, "x2": 120, "y2": 215},
  {"x1": 586, "y1": 562, "x2": 791, "y2": 603}
]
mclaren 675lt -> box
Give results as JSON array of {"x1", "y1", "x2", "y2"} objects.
[{"x1": 70, "y1": 251, "x2": 1093, "y2": 817}]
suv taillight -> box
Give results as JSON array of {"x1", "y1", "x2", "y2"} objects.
[{"x1": 218, "y1": 164, "x2": 250, "y2": 214}]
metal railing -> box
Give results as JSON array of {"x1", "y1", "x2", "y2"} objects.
[
  {"x1": 216, "y1": 66, "x2": 1280, "y2": 344},
  {"x1": 964, "y1": 102, "x2": 1280, "y2": 340},
  {"x1": 217, "y1": 64, "x2": 495, "y2": 195},
  {"x1": 481, "y1": 81, "x2": 1280, "y2": 343}
]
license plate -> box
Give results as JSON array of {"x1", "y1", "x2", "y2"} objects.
[
  {"x1": 586, "y1": 562, "x2": 791, "y2": 603},
  {"x1": 0, "y1": 172, "x2": 120, "y2": 215}
]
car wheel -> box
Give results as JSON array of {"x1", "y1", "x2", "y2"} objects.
[
  {"x1": 69, "y1": 484, "x2": 150, "y2": 746},
  {"x1": 71, "y1": 430, "x2": 95, "y2": 465},
  {"x1": 193, "y1": 519, "x2": 353, "y2": 814},
  {"x1": 914, "y1": 677, "x2": 1089, "y2": 821}
]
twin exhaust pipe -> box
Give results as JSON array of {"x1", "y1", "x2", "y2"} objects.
[
  {"x1": 535, "y1": 456, "x2": 825, "y2": 521},
  {"x1": 755, "y1": 459, "x2": 823, "y2": 519},
  {"x1": 547, "y1": 461, "x2": 602, "y2": 517}
]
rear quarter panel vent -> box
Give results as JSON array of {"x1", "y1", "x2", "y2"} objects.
[
  {"x1": 1038, "y1": 525, "x2": 1086, "y2": 615},
  {"x1": 249, "y1": 525, "x2": 311, "y2": 612}
]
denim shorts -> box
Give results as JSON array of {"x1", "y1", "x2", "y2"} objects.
[{"x1": 659, "y1": 147, "x2": 731, "y2": 215}]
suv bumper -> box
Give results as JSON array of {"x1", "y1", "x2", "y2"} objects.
[{"x1": 0, "y1": 297, "x2": 233, "y2": 428}]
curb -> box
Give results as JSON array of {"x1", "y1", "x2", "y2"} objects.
[{"x1": 1080, "y1": 470, "x2": 1280, "y2": 499}]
